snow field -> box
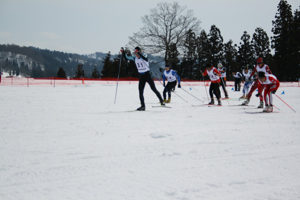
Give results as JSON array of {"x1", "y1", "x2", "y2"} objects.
[{"x1": 0, "y1": 83, "x2": 300, "y2": 200}]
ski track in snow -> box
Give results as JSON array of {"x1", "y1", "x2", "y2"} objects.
[{"x1": 0, "y1": 83, "x2": 300, "y2": 200}]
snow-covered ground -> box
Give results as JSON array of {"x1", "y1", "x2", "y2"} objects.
[{"x1": 1, "y1": 83, "x2": 300, "y2": 200}]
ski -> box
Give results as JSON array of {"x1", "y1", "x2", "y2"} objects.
[
  {"x1": 221, "y1": 98, "x2": 240, "y2": 101},
  {"x1": 230, "y1": 104, "x2": 255, "y2": 107},
  {"x1": 127, "y1": 110, "x2": 147, "y2": 112},
  {"x1": 192, "y1": 104, "x2": 210, "y2": 107},
  {"x1": 245, "y1": 111, "x2": 279, "y2": 114},
  {"x1": 192, "y1": 104, "x2": 221, "y2": 107},
  {"x1": 152, "y1": 105, "x2": 172, "y2": 108},
  {"x1": 238, "y1": 104, "x2": 253, "y2": 106},
  {"x1": 208, "y1": 105, "x2": 222, "y2": 107}
]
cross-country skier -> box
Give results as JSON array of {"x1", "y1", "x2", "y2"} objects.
[
  {"x1": 240, "y1": 66, "x2": 254, "y2": 99},
  {"x1": 232, "y1": 70, "x2": 243, "y2": 91},
  {"x1": 121, "y1": 47, "x2": 165, "y2": 111},
  {"x1": 257, "y1": 72, "x2": 280, "y2": 112},
  {"x1": 217, "y1": 63, "x2": 229, "y2": 99},
  {"x1": 162, "y1": 64, "x2": 181, "y2": 103},
  {"x1": 202, "y1": 63, "x2": 222, "y2": 106},
  {"x1": 241, "y1": 57, "x2": 272, "y2": 108}
]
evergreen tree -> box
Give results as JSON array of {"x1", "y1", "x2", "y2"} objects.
[
  {"x1": 196, "y1": 30, "x2": 210, "y2": 71},
  {"x1": 74, "y1": 64, "x2": 85, "y2": 78},
  {"x1": 181, "y1": 29, "x2": 198, "y2": 79},
  {"x1": 166, "y1": 43, "x2": 180, "y2": 73},
  {"x1": 91, "y1": 65, "x2": 101, "y2": 78},
  {"x1": 207, "y1": 25, "x2": 224, "y2": 66},
  {"x1": 101, "y1": 52, "x2": 115, "y2": 77},
  {"x1": 238, "y1": 31, "x2": 254, "y2": 68},
  {"x1": 252, "y1": 27, "x2": 271, "y2": 59},
  {"x1": 16, "y1": 68, "x2": 20, "y2": 76},
  {"x1": 19, "y1": 62, "x2": 30, "y2": 77},
  {"x1": 271, "y1": 0, "x2": 294, "y2": 81},
  {"x1": 293, "y1": 7, "x2": 300, "y2": 79},
  {"x1": 57, "y1": 67, "x2": 66, "y2": 78},
  {"x1": 31, "y1": 64, "x2": 44, "y2": 78},
  {"x1": 224, "y1": 40, "x2": 238, "y2": 76},
  {"x1": 112, "y1": 55, "x2": 123, "y2": 78}
]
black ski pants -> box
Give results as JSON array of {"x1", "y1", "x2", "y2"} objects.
[
  {"x1": 139, "y1": 71, "x2": 163, "y2": 106},
  {"x1": 209, "y1": 82, "x2": 221, "y2": 100},
  {"x1": 163, "y1": 81, "x2": 177, "y2": 99},
  {"x1": 234, "y1": 78, "x2": 241, "y2": 91}
]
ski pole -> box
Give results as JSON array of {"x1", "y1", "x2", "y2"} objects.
[
  {"x1": 273, "y1": 105, "x2": 280, "y2": 111},
  {"x1": 220, "y1": 77, "x2": 229, "y2": 97},
  {"x1": 275, "y1": 94, "x2": 296, "y2": 113},
  {"x1": 114, "y1": 48, "x2": 123, "y2": 104},
  {"x1": 200, "y1": 70, "x2": 209, "y2": 101},
  {"x1": 219, "y1": 77, "x2": 230, "y2": 105},
  {"x1": 180, "y1": 87, "x2": 204, "y2": 103},
  {"x1": 181, "y1": 81, "x2": 198, "y2": 91},
  {"x1": 151, "y1": 72, "x2": 188, "y2": 103}
]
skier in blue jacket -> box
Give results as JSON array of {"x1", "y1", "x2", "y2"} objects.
[
  {"x1": 121, "y1": 47, "x2": 165, "y2": 111},
  {"x1": 162, "y1": 64, "x2": 181, "y2": 103}
]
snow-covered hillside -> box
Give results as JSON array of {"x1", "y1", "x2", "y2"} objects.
[{"x1": 0, "y1": 83, "x2": 299, "y2": 200}]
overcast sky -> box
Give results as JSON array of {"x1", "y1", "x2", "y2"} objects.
[{"x1": 1, "y1": 0, "x2": 299, "y2": 55}]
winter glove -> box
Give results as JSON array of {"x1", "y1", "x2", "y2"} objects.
[
  {"x1": 272, "y1": 90, "x2": 277, "y2": 94},
  {"x1": 178, "y1": 84, "x2": 181, "y2": 88},
  {"x1": 255, "y1": 93, "x2": 260, "y2": 97}
]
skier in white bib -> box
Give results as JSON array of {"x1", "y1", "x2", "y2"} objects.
[
  {"x1": 202, "y1": 63, "x2": 222, "y2": 106},
  {"x1": 217, "y1": 63, "x2": 229, "y2": 99},
  {"x1": 232, "y1": 70, "x2": 243, "y2": 91},
  {"x1": 121, "y1": 47, "x2": 165, "y2": 111},
  {"x1": 162, "y1": 64, "x2": 181, "y2": 103},
  {"x1": 240, "y1": 66, "x2": 254, "y2": 99}
]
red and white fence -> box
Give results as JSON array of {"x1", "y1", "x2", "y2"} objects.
[{"x1": 0, "y1": 76, "x2": 299, "y2": 87}]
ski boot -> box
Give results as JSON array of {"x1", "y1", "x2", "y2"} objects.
[
  {"x1": 208, "y1": 99, "x2": 214, "y2": 105},
  {"x1": 267, "y1": 105, "x2": 273, "y2": 112},
  {"x1": 137, "y1": 106, "x2": 145, "y2": 111},
  {"x1": 241, "y1": 98, "x2": 250, "y2": 105},
  {"x1": 257, "y1": 101, "x2": 264, "y2": 108},
  {"x1": 218, "y1": 100, "x2": 222, "y2": 106},
  {"x1": 165, "y1": 97, "x2": 171, "y2": 103}
]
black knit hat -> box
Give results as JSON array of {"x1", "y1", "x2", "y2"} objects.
[
  {"x1": 135, "y1": 47, "x2": 141, "y2": 51},
  {"x1": 258, "y1": 71, "x2": 265, "y2": 78}
]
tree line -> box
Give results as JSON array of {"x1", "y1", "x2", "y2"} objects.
[{"x1": 125, "y1": 0, "x2": 300, "y2": 81}]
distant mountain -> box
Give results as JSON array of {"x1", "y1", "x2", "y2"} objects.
[
  {"x1": 0, "y1": 44, "x2": 106, "y2": 78},
  {"x1": 0, "y1": 44, "x2": 165, "y2": 78}
]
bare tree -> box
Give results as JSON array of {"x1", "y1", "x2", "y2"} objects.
[{"x1": 128, "y1": 2, "x2": 201, "y2": 62}]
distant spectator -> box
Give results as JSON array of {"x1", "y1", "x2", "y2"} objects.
[{"x1": 232, "y1": 71, "x2": 243, "y2": 91}]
